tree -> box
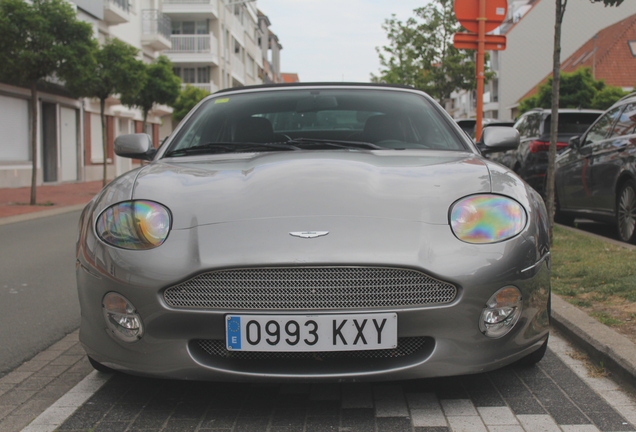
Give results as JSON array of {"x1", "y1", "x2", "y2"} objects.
[
  {"x1": 545, "y1": 0, "x2": 623, "y2": 245},
  {"x1": 371, "y1": 0, "x2": 494, "y2": 104},
  {"x1": 120, "y1": 56, "x2": 181, "y2": 132},
  {"x1": 0, "y1": 0, "x2": 95, "y2": 204},
  {"x1": 67, "y1": 39, "x2": 145, "y2": 187},
  {"x1": 518, "y1": 67, "x2": 627, "y2": 113},
  {"x1": 171, "y1": 85, "x2": 210, "y2": 124}
]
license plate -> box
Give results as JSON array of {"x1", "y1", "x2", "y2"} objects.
[{"x1": 225, "y1": 313, "x2": 397, "y2": 352}]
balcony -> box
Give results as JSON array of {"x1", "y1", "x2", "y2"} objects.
[
  {"x1": 181, "y1": 82, "x2": 219, "y2": 94},
  {"x1": 103, "y1": 0, "x2": 130, "y2": 25},
  {"x1": 141, "y1": 10, "x2": 172, "y2": 51},
  {"x1": 230, "y1": 56, "x2": 244, "y2": 84},
  {"x1": 163, "y1": 0, "x2": 218, "y2": 20},
  {"x1": 164, "y1": 34, "x2": 219, "y2": 65}
]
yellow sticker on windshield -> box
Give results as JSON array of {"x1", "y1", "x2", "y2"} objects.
[{"x1": 215, "y1": 98, "x2": 229, "y2": 104}]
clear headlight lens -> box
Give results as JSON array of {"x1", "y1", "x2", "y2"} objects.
[
  {"x1": 102, "y1": 292, "x2": 143, "y2": 342},
  {"x1": 480, "y1": 287, "x2": 523, "y2": 338},
  {"x1": 96, "y1": 200, "x2": 171, "y2": 250},
  {"x1": 450, "y1": 195, "x2": 527, "y2": 244}
]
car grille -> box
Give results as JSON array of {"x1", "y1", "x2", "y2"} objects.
[
  {"x1": 195, "y1": 337, "x2": 426, "y2": 360},
  {"x1": 164, "y1": 267, "x2": 457, "y2": 310}
]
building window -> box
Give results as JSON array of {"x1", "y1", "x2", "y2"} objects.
[
  {"x1": 197, "y1": 67, "x2": 210, "y2": 83},
  {"x1": 629, "y1": 41, "x2": 636, "y2": 57},
  {"x1": 182, "y1": 68, "x2": 195, "y2": 84}
]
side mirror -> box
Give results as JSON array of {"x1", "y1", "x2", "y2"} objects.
[
  {"x1": 568, "y1": 135, "x2": 581, "y2": 149},
  {"x1": 477, "y1": 127, "x2": 520, "y2": 154},
  {"x1": 114, "y1": 134, "x2": 157, "y2": 161}
]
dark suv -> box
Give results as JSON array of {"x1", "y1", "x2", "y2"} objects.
[
  {"x1": 488, "y1": 108, "x2": 602, "y2": 196},
  {"x1": 555, "y1": 93, "x2": 636, "y2": 243}
]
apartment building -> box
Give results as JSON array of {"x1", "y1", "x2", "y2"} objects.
[
  {"x1": 0, "y1": 0, "x2": 172, "y2": 188},
  {"x1": 163, "y1": 1, "x2": 283, "y2": 96}
]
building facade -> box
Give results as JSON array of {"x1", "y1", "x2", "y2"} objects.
[{"x1": 0, "y1": 0, "x2": 285, "y2": 189}]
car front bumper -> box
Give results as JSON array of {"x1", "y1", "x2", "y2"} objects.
[{"x1": 77, "y1": 216, "x2": 550, "y2": 382}]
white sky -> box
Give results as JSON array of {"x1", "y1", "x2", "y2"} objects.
[{"x1": 256, "y1": 0, "x2": 433, "y2": 83}]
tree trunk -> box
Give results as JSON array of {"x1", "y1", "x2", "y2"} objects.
[
  {"x1": 100, "y1": 98, "x2": 108, "y2": 188},
  {"x1": 29, "y1": 82, "x2": 38, "y2": 205},
  {"x1": 546, "y1": 0, "x2": 567, "y2": 245}
]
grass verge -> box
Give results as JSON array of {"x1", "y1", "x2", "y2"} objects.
[{"x1": 552, "y1": 225, "x2": 636, "y2": 343}]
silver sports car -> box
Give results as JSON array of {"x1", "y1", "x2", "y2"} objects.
[{"x1": 76, "y1": 83, "x2": 551, "y2": 381}]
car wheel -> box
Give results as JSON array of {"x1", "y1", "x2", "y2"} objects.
[
  {"x1": 88, "y1": 356, "x2": 115, "y2": 374},
  {"x1": 616, "y1": 181, "x2": 636, "y2": 243}
]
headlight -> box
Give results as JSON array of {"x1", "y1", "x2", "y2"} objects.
[
  {"x1": 96, "y1": 200, "x2": 171, "y2": 250},
  {"x1": 102, "y1": 292, "x2": 143, "y2": 342},
  {"x1": 479, "y1": 287, "x2": 523, "y2": 338},
  {"x1": 450, "y1": 194, "x2": 527, "y2": 244}
]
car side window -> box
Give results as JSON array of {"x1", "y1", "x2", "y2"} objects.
[
  {"x1": 514, "y1": 116, "x2": 528, "y2": 137},
  {"x1": 609, "y1": 104, "x2": 636, "y2": 138},
  {"x1": 584, "y1": 107, "x2": 622, "y2": 146},
  {"x1": 526, "y1": 114, "x2": 541, "y2": 137}
]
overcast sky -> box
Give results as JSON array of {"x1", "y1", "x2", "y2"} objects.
[{"x1": 257, "y1": 0, "x2": 432, "y2": 83}]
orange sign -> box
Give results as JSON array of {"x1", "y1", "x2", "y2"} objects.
[
  {"x1": 453, "y1": 33, "x2": 506, "y2": 51},
  {"x1": 454, "y1": 0, "x2": 508, "y2": 33}
]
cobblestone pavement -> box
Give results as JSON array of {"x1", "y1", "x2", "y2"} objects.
[{"x1": 9, "y1": 332, "x2": 634, "y2": 432}]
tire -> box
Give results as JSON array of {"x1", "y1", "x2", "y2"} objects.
[
  {"x1": 516, "y1": 335, "x2": 549, "y2": 367},
  {"x1": 617, "y1": 180, "x2": 636, "y2": 243},
  {"x1": 88, "y1": 356, "x2": 115, "y2": 374}
]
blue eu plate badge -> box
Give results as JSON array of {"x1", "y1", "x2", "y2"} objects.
[{"x1": 226, "y1": 316, "x2": 241, "y2": 350}]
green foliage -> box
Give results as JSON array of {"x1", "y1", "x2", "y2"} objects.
[
  {"x1": 0, "y1": 0, "x2": 95, "y2": 88},
  {"x1": 518, "y1": 67, "x2": 627, "y2": 114},
  {"x1": 172, "y1": 85, "x2": 210, "y2": 123},
  {"x1": 371, "y1": 0, "x2": 494, "y2": 104},
  {"x1": 120, "y1": 56, "x2": 181, "y2": 126},
  {"x1": 67, "y1": 38, "x2": 145, "y2": 101}
]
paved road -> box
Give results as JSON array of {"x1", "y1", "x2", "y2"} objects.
[
  {"x1": 0, "y1": 211, "x2": 82, "y2": 375},
  {"x1": 45, "y1": 334, "x2": 636, "y2": 432}
]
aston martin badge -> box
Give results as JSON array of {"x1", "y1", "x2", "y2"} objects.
[{"x1": 289, "y1": 231, "x2": 329, "y2": 238}]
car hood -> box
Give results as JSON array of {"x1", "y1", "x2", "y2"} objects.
[{"x1": 132, "y1": 150, "x2": 492, "y2": 229}]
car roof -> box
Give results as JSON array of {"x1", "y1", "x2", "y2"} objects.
[{"x1": 524, "y1": 108, "x2": 604, "y2": 115}]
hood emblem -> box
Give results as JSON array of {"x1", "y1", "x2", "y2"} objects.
[{"x1": 289, "y1": 231, "x2": 329, "y2": 239}]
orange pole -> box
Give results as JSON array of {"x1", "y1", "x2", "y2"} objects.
[{"x1": 476, "y1": 0, "x2": 486, "y2": 141}]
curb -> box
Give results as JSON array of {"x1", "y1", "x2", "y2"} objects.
[
  {"x1": 551, "y1": 223, "x2": 636, "y2": 390},
  {"x1": 0, "y1": 204, "x2": 86, "y2": 226}
]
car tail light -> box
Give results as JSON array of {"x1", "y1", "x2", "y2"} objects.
[{"x1": 529, "y1": 141, "x2": 569, "y2": 153}]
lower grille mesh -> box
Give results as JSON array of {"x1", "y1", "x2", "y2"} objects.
[
  {"x1": 164, "y1": 267, "x2": 457, "y2": 310},
  {"x1": 196, "y1": 337, "x2": 426, "y2": 360}
]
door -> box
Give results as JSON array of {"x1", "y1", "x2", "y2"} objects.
[
  {"x1": 60, "y1": 107, "x2": 78, "y2": 182},
  {"x1": 558, "y1": 107, "x2": 621, "y2": 210},
  {"x1": 41, "y1": 103, "x2": 57, "y2": 182},
  {"x1": 588, "y1": 103, "x2": 636, "y2": 213}
]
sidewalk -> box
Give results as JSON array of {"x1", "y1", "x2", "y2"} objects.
[{"x1": 0, "y1": 182, "x2": 103, "y2": 220}]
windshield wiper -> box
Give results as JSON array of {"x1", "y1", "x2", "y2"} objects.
[
  {"x1": 165, "y1": 142, "x2": 301, "y2": 157},
  {"x1": 285, "y1": 138, "x2": 385, "y2": 150}
]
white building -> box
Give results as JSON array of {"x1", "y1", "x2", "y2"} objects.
[
  {"x1": 0, "y1": 0, "x2": 285, "y2": 189},
  {"x1": 447, "y1": 0, "x2": 636, "y2": 121}
]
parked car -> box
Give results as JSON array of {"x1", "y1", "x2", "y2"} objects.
[
  {"x1": 555, "y1": 93, "x2": 636, "y2": 243},
  {"x1": 488, "y1": 108, "x2": 603, "y2": 197},
  {"x1": 76, "y1": 83, "x2": 551, "y2": 382}
]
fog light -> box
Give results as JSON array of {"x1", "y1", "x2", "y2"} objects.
[
  {"x1": 102, "y1": 292, "x2": 143, "y2": 342},
  {"x1": 479, "y1": 287, "x2": 522, "y2": 338}
]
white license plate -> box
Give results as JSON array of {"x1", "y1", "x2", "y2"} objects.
[{"x1": 225, "y1": 313, "x2": 397, "y2": 352}]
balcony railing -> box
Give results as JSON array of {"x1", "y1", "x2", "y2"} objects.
[
  {"x1": 142, "y1": 10, "x2": 171, "y2": 41},
  {"x1": 181, "y1": 83, "x2": 218, "y2": 93},
  {"x1": 167, "y1": 35, "x2": 214, "y2": 54},
  {"x1": 164, "y1": 0, "x2": 211, "y2": 3},
  {"x1": 106, "y1": 0, "x2": 130, "y2": 12}
]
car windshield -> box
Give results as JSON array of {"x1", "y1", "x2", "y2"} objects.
[
  {"x1": 544, "y1": 113, "x2": 601, "y2": 135},
  {"x1": 165, "y1": 88, "x2": 467, "y2": 156}
]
